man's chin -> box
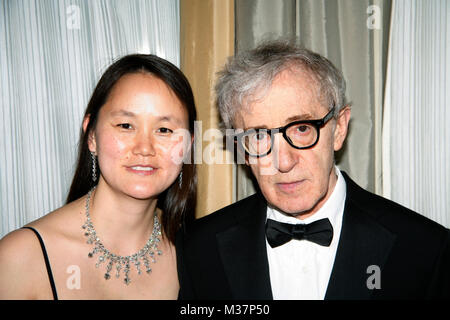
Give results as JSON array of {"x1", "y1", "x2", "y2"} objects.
[{"x1": 268, "y1": 202, "x2": 316, "y2": 220}]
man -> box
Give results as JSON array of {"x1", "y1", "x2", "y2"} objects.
[{"x1": 176, "y1": 41, "x2": 450, "y2": 299}]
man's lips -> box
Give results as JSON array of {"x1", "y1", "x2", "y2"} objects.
[{"x1": 276, "y1": 180, "x2": 304, "y2": 192}]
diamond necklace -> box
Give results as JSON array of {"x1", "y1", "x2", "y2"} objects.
[{"x1": 82, "y1": 187, "x2": 162, "y2": 285}]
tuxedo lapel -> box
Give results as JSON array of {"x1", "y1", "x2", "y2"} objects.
[
  {"x1": 325, "y1": 174, "x2": 397, "y2": 299},
  {"x1": 215, "y1": 193, "x2": 273, "y2": 299}
]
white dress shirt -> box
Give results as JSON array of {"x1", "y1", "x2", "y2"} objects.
[{"x1": 266, "y1": 167, "x2": 347, "y2": 300}]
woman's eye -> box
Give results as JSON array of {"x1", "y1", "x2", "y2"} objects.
[
  {"x1": 118, "y1": 123, "x2": 133, "y2": 130},
  {"x1": 157, "y1": 127, "x2": 173, "y2": 134}
]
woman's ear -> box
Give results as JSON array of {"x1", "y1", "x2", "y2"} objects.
[
  {"x1": 83, "y1": 115, "x2": 97, "y2": 154},
  {"x1": 189, "y1": 134, "x2": 195, "y2": 153},
  {"x1": 180, "y1": 130, "x2": 194, "y2": 162}
]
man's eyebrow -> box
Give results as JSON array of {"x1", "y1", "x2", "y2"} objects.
[
  {"x1": 244, "y1": 125, "x2": 269, "y2": 131},
  {"x1": 243, "y1": 113, "x2": 315, "y2": 130},
  {"x1": 285, "y1": 113, "x2": 315, "y2": 123}
]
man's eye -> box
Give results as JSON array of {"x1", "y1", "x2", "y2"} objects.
[
  {"x1": 255, "y1": 132, "x2": 268, "y2": 140},
  {"x1": 292, "y1": 124, "x2": 313, "y2": 135},
  {"x1": 248, "y1": 131, "x2": 269, "y2": 145},
  {"x1": 297, "y1": 125, "x2": 310, "y2": 133},
  {"x1": 118, "y1": 123, "x2": 133, "y2": 129}
]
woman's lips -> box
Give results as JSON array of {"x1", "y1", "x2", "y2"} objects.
[
  {"x1": 125, "y1": 165, "x2": 157, "y2": 176},
  {"x1": 276, "y1": 180, "x2": 303, "y2": 192}
]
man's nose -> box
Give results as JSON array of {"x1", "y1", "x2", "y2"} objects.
[{"x1": 271, "y1": 134, "x2": 298, "y2": 173}]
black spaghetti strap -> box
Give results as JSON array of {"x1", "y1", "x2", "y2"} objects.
[{"x1": 22, "y1": 227, "x2": 58, "y2": 300}]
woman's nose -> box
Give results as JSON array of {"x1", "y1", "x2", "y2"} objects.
[{"x1": 132, "y1": 130, "x2": 156, "y2": 156}]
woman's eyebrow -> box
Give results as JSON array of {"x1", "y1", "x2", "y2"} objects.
[
  {"x1": 156, "y1": 115, "x2": 187, "y2": 126},
  {"x1": 110, "y1": 111, "x2": 185, "y2": 125},
  {"x1": 155, "y1": 115, "x2": 173, "y2": 122},
  {"x1": 110, "y1": 109, "x2": 136, "y2": 117}
]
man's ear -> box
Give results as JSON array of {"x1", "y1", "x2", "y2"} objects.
[
  {"x1": 83, "y1": 114, "x2": 97, "y2": 153},
  {"x1": 333, "y1": 106, "x2": 351, "y2": 152}
]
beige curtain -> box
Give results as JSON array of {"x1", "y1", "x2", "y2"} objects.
[
  {"x1": 235, "y1": 0, "x2": 392, "y2": 200},
  {"x1": 180, "y1": 0, "x2": 235, "y2": 218}
]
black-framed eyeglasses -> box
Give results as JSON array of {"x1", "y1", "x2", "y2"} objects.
[{"x1": 235, "y1": 106, "x2": 336, "y2": 158}]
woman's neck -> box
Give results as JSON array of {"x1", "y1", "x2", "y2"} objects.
[{"x1": 86, "y1": 180, "x2": 159, "y2": 256}]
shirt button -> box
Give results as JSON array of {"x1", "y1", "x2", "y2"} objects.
[{"x1": 301, "y1": 266, "x2": 308, "y2": 274}]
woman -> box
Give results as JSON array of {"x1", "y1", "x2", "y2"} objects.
[{"x1": 0, "y1": 54, "x2": 197, "y2": 299}]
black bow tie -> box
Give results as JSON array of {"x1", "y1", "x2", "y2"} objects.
[{"x1": 265, "y1": 218, "x2": 333, "y2": 248}]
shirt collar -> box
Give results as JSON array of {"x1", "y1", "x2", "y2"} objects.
[{"x1": 266, "y1": 166, "x2": 347, "y2": 230}]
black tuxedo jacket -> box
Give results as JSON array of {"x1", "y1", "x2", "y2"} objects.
[{"x1": 176, "y1": 172, "x2": 450, "y2": 299}]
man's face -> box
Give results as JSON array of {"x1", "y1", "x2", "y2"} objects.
[{"x1": 234, "y1": 69, "x2": 350, "y2": 219}]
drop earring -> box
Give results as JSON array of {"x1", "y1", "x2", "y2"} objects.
[
  {"x1": 91, "y1": 151, "x2": 97, "y2": 182},
  {"x1": 178, "y1": 170, "x2": 183, "y2": 188}
]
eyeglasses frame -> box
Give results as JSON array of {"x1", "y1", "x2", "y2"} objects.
[{"x1": 235, "y1": 106, "x2": 336, "y2": 158}]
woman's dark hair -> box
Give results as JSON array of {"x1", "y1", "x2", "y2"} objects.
[{"x1": 66, "y1": 54, "x2": 197, "y2": 243}]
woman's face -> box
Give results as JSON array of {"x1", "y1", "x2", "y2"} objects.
[{"x1": 87, "y1": 72, "x2": 191, "y2": 200}]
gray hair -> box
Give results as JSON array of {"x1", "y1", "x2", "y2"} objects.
[{"x1": 215, "y1": 40, "x2": 348, "y2": 128}]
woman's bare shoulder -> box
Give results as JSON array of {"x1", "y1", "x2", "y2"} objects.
[
  {"x1": 0, "y1": 227, "x2": 50, "y2": 299},
  {"x1": 0, "y1": 198, "x2": 85, "y2": 299},
  {"x1": 28, "y1": 196, "x2": 86, "y2": 231}
]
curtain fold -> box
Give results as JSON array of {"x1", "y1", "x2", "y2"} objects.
[
  {"x1": 180, "y1": 0, "x2": 235, "y2": 218},
  {"x1": 383, "y1": 0, "x2": 450, "y2": 227},
  {"x1": 235, "y1": 0, "x2": 297, "y2": 52},
  {"x1": 234, "y1": 0, "x2": 391, "y2": 201},
  {"x1": 0, "y1": 0, "x2": 180, "y2": 237}
]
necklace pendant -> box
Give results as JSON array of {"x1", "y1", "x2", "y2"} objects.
[
  {"x1": 135, "y1": 262, "x2": 142, "y2": 275},
  {"x1": 115, "y1": 262, "x2": 122, "y2": 278},
  {"x1": 123, "y1": 263, "x2": 131, "y2": 285},
  {"x1": 143, "y1": 256, "x2": 151, "y2": 274},
  {"x1": 105, "y1": 260, "x2": 113, "y2": 277},
  {"x1": 95, "y1": 255, "x2": 105, "y2": 268}
]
